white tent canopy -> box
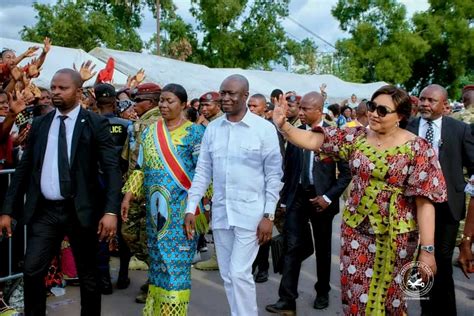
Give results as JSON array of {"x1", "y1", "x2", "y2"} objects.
[
  {"x1": 0, "y1": 38, "x2": 129, "y2": 88},
  {"x1": 2, "y1": 37, "x2": 387, "y2": 102},
  {"x1": 90, "y1": 47, "x2": 387, "y2": 102}
]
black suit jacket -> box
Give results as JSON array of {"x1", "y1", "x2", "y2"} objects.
[
  {"x1": 406, "y1": 116, "x2": 474, "y2": 221},
  {"x1": 280, "y1": 123, "x2": 352, "y2": 214},
  {"x1": 1, "y1": 107, "x2": 122, "y2": 228}
]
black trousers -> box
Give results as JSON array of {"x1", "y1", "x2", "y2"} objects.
[
  {"x1": 252, "y1": 242, "x2": 270, "y2": 273},
  {"x1": 97, "y1": 217, "x2": 131, "y2": 280},
  {"x1": 421, "y1": 204, "x2": 459, "y2": 315},
  {"x1": 23, "y1": 199, "x2": 101, "y2": 316},
  {"x1": 279, "y1": 186, "x2": 335, "y2": 302}
]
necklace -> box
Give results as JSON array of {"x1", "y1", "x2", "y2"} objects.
[
  {"x1": 166, "y1": 117, "x2": 184, "y2": 130},
  {"x1": 373, "y1": 128, "x2": 398, "y2": 147}
]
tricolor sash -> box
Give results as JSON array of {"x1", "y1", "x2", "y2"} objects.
[{"x1": 155, "y1": 119, "x2": 202, "y2": 216}]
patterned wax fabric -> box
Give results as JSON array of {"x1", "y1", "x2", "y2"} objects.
[
  {"x1": 122, "y1": 120, "x2": 204, "y2": 316},
  {"x1": 315, "y1": 126, "x2": 447, "y2": 315},
  {"x1": 121, "y1": 107, "x2": 161, "y2": 263}
]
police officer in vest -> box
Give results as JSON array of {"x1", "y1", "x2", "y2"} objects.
[
  {"x1": 94, "y1": 83, "x2": 132, "y2": 294},
  {"x1": 121, "y1": 82, "x2": 162, "y2": 303}
]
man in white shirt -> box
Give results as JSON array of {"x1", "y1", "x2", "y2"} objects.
[
  {"x1": 348, "y1": 93, "x2": 358, "y2": 108},
  {"x1": 184, "y1": 74, "x2": 283, "y2": 316}
]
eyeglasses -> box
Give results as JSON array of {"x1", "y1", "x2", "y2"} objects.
[{"x1": 366, "y1": 101, "x2": 397, "y2": 117}]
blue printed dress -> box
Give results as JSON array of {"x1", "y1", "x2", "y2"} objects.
[{"x1": 123, "y1": 120, "x2": 205, "y2": 315}]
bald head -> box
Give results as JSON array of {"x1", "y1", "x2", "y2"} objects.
[
  {"x1": 55, "y1": 68, "x2": 83, "y2": 88},
  {"x1": 299, "y1": 92, "x2": 324, "y2": 126},
  {"x1": 222, "y1": 74, "x2": 249, "y2": 92},
  {"x1": 419, "y1": 84, "x2": 448, "y2": 120},
  {"x1": 220, "y1": 74, "x2": 250, "y2": 120},
  {"x1": 302, "y1": 92, "x2": 324, "y2": 110},
  {"x1": 423, "y1": 84, "x2": 448, "y2": 102}
]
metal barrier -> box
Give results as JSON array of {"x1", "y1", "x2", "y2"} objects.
[{"x1": 0, "y1": 168, "x2": 26, "y2": 283}]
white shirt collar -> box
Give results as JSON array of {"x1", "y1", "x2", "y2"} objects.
[
  {"x1": 221, "y1": 109, "x2": 259, "y2": 127},
  {"x1": 306, "y1": 119, "x2": 324, "y2": 130},
  {"x1": 54, "y1": 104, "x2": 81, "y2": 121},
  {"x1": 420, "y1": 116, "x2": 442, "y2": 128}
]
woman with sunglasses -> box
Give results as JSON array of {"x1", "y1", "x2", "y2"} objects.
[
  {"x1": 273, "y1": 85, "x2": 447, "y2": 315},
  {"x1": 121, "y1": 83, "x2": 208, "y2": 315}
]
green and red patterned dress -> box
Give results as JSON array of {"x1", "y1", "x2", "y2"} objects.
[{"x1": 314, "y1": 126, "x2": 447, "y2": 315}]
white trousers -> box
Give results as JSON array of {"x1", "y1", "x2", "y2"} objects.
[{"x1": 214, "y1": 227, "x2": 260, "y2": 316}]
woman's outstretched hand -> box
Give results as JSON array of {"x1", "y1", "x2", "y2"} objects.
[{"x1": 272, "y1": 94, "x2": 288, "y2": 129}]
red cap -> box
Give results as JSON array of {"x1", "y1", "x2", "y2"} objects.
[
  {"x1": 410, "y1": 95, "x2": 419, "y2": 105},
  {"x1": 199, "y1": 91, "x2": 220, "y2": 102},
  {"x1": 462, "y1": 85, "x2": 474, "y2": 94},
  {"x1": 133, "y1": 83, "x2": 161, "y2": 96}
]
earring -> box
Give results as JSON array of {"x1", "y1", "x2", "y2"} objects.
[{"x1": 396, "y1": 121, "x2": 399, "y2": 127}]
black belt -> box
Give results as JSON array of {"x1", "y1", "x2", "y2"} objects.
[
  {"x1": 41, "y1": 198, "x2": 72, "y2": 207},
  {"x1": 298, "y1": 183, "x2": 315, "y2": 193}
]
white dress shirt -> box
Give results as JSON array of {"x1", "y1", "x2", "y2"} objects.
[
  {"x1": 40, "y1": 105, "x2": 81, "y2": 200},
  {"x1": 303, "y1": 121, "x2": 331, "y2": 204},
  {"x1": 186, "y1": 110, "x2": 283, "y2": 231},
  {"x1": 303, "y1": 123, "x2": 318, "y2": 185},
  {"x1": 419, "y1": 117, "x2": 442, "y2": 156}
]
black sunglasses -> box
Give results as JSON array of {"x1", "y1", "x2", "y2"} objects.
[
  {"x1": 366, "y1": 101, "x2": 397, "y2": 117},
  {"x1": 286, "y1": 95, "x2": 297, "y2": 102}
]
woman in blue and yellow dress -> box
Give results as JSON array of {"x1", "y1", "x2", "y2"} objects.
[{"x1": 121, "y1": 83, "x2": 207, "y2": 315}]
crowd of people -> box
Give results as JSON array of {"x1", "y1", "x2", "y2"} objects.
[{"x1": 0, "y1": 40, "x2": 472, "y2": 316}]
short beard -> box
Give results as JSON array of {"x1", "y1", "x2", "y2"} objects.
[
  {"x1": 52, "y1": 100, "x2": 64, "y2": 109},
  {"x1": 419, "y1": 111, "x2": 431, "y2": 119}
]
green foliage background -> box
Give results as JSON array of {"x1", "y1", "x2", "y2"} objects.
[{"x1": 20, "y1": 0, "x2": 474, "y2": 97}]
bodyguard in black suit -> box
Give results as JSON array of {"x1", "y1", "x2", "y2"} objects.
[
  {"x1": 266, "y1": 92, "x2": 352, "y2": 314},
  {"x1": 406, "y1": 84, "x2": 474, "y2": 316},
  {"x1": 0, "y1": 69, "x2": 122, "y2": 316}
]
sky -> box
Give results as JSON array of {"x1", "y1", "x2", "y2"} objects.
[{"x1": 0, "y1": 0, "x2": 429, "y2": 52}]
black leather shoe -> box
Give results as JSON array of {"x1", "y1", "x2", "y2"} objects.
[
  {"x1": 254, "y1": 270, "x2": 268, "y2": 283},
  {"x1": 100, "y1": 276, "x2": 113, "y2": 295},
  {"x1": 265, "y1": 300, "x2": 296, "y2": 314},
  {"x1": 116, "y1": 276, "x2": 131, "y2": 289},
  {"x1": 313, "y1": 294, "x2": 329, "y2": 309},
  {"x1": 140, "y1": 282, "x2": 149, "y2": 293}
]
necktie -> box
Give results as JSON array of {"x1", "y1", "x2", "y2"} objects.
[
  {"x1": 425, "y1": 121, "x2": 434, "y2": 146},
  {"x1": 301, "y1": 149, "x2": 312, "y2": 189},
  {"x1": 58, "y1": 115, "x2": 73, "y2": 198}
]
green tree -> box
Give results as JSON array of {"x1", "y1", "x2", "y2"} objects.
[
  {"x1": 21, "y1": 0, "x2": 143, "y2": 52},
  {"x1": 144, "y1": 0, "x2": 199, "y2": 60},
  {"x1": 189, "y1": 0, "x2": 314, "y2": 70},
  {"x1": 286, "y1": 38, "x2": 318, "y2": 74},
  {"x1": 408, "y1": 0, "x2": 474, "y2": 98},
  {"x1": 146, "y1": 16, "x2": 199, "y2": 60},
  {"x1": 331, "y1": 0, "x2": 429, "y2": 85}
]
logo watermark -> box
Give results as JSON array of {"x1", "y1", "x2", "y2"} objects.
[{"x1": 399, "y1": 261, "x2": 434, "y2": 300}]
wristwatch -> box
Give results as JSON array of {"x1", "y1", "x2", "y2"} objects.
[
  {"x1": 263, "y1": 213, "x2": 275, "y2": 221},
  {"x1": 460, "y1": 233, "x2": 472, "y2": 243},
  {"x1": 420, "y1": 245, "x2": 435, "y2": 253}
]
